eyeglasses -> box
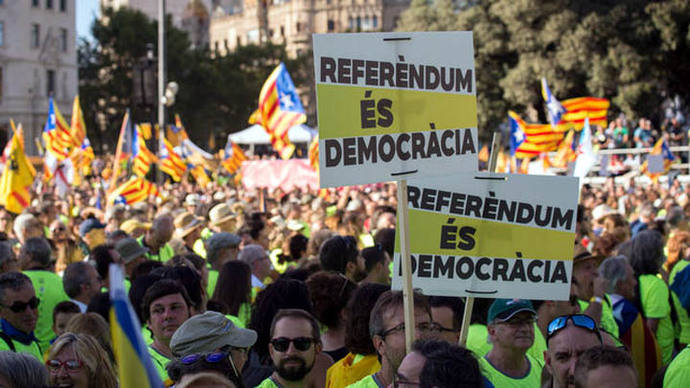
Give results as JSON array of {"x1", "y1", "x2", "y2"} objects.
[
  {"x1": 181, "y1": 351, "x2": 228, "y2": 365},
  {"x1": 51, "y1": 226, "x2": 66, "y2": 233},
  {"x1": 46, "y1": 359, "x2": 84, "y2": 374},
  {"x1": 1, "y1": 297, "x2": 40, "y2": 313},
  {"x1": 547, "y1": 314, "x2": 602, "y2": 343},
  {"x1": 392, "y1": 373, "x2": 421, "y2": 388},
  {"x1": 270, "y1": 337, "x2": 316, "y2": 352},
  {"x1": 379, "y1": 322, "x2": 441, "y2": 338}
]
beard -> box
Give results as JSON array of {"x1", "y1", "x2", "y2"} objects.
[{"x1": 276, "y1": 356, "x2": 314, "y2": 381}]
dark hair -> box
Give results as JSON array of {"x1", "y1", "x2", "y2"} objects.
[
  {"x1": 626, "y1": 230, "x2": 664, "y2": 276},
  {"x1": 319, "y1": 235, "x2": 359, "y2": 274},
  {"x1": 86, "y1": 292, "x2": 112, "y2": 324},
  {"x1": 249, "y1": 279, "x2": 313, "y2": 362},
  {"x1": 167, "y1": 354, "x2": 244, "y2": 388},
  {"x1": 361, "y1": 244, "x2": 387, "y2": 272},
  {"x1": 53, "y1": 300, "x2": 81, "y2": 321},
  {"x1": 0, "y1": 272, "x2": 32, "y2": 303},
  {"x1": 130, "y1": 260, "x2": 163, "y2": 282},
  {"x1": 91, "y1": 244, "x2": 116, "y2": 280},
  {"x1": 63, "y1": 262, "x2": 95, "y2": 299},
  {"x1": 373, "y1": 228, "x2": 395, "y2": 258},
  {"x1": 212, "y1": 260, "x2": 251, "y2": 316},
  {"x1": 288, "y1": 234, "x2": 309, "y2": 261},
  {"x1": 413, "y1": 339, "x2": 483, "y2": 388},
  {"x1": 150, "y1": 266, "x2": 204, "y2": 312},
  {"x1": 574, "y1": 346, "x2": 635, "y2": 388},
  {"x1": 370, "y1": 290, "x2": 430, "y2": 338},
  {"x1": 306, "y1": 271, "x2": 357, "y2": 329},
  {"x1": 270, "y1": 308, "x2": 321, "y2": 342},
  {"x1": 344, "y1": 283, "x2": 390, "y2": 355},
  {"x1": 141, "y1": 279, "x2": 192, "y2": 322},
  {"x1": 429, "y1": 296, "x2": 464, "y2": 331},
  {"x1": 20, "y1": 237, "x2": 52, "y2": 268}
]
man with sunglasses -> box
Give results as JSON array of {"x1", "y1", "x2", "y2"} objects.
[
  {"x1": 258, "y1": 308, "x2": 323, "y2": 388},
  {"x1": 480, "y1": 299, "x2": 542, "y2": 387},
  {"x1": 544, "y1": 314, "x2": 603, "y2": 388},
  {"x1": 0, "y1": 272, "x2": 42, "y2": 360},
  {"x1": 350, "y1": 290, "x2": 438, "y2": 388}
]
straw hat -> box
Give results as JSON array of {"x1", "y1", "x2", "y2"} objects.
[
  {"x1": 209, "y1": 203, "x2": 235, "y2": 227},
  {"x1": 174, "y1": 212, "x2": 204, "y2": 239}
]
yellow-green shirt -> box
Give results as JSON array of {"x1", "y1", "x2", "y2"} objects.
[
  {"x1": 346, "y1": 374, "x2": 385, "y2": 388},
  {"x1": 24, "y1": 270, "x2": 70, "y2": 351},
  {"x1": 0, "y1": 333, "x2": 43, "y2": 361},
  {"x1": 256, "y1": 377, "x2": 282, "y2": 388},
  {"x1": 527, "y1": 324, "x2": 547, "y2": 364},
  {"x1": 664, "y1": 345, "x2": 690, "y2": 387},
  {"x1": 479, "y1": 353, "x2": 542, "y2": 388},
  {"x1": 148, "y1": 345, "x2": 171, "y2": 382},
  {"x1": 639, "y1": 274, "x2": 674, "y2": 364},
  {"x1": 137, "y1": 236, "x2": 175, "y2": 262},
  {"x1": 466, "y1": 323, "x2": 491, "y2": 357},
  {"x1": 578, "y1": 294, "x2": 620, "y2": 339}
]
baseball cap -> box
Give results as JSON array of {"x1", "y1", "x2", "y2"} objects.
[
  {"x1": 170, "y1": 311, "x2": 257, "y2": 357},
  {"x1": 79, "y1": 217, "x2": 106, "y2": 237},
  {"x1": 487, "y1": 299, "x2": 536, "y2": 324}
]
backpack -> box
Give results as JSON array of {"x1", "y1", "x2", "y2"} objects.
[{"x1": 0, "y1": 331, "x2": 16, "y2": 351}]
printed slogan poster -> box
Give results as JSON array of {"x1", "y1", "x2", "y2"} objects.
[
  {"x1": 392, "y1": 172, "x2": 579, "y2": 300},
  {"x1": 313, "y1": 32, "x2": 479, "y2": 187}
]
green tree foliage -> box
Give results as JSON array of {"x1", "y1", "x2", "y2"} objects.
[
  {"x1": 79, "y1": 7, "x2": 307, "y2": 153},
  {"x1": 397, "y1": 0, "x2": 690, "y2": 135}
]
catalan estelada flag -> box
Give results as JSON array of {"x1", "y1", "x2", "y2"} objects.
[
  {"x1": 249, "y1": 62, "x2": 306, "y2": 160},
  {"x1": 108, "y1": 176, "x2": 159, "y2": 205},
  {"x1": 109, "y1": 111, "x2": 133, "y2": 192},
  {"x1": 308, "y1": 135, "x2": 319, "y2": 172},
  {"x1": 109, "y1": 264, "x2": 164, "y2": 388},
  {"x1": 159, "y1": 138, "x2": 186, "y2": 182},
  {"x1": 43, "y1": 98, "x2": 74, "y2": 160},
  {"x1": 0, "y1": 121, "x2": 36, "y2": 214},
  {"x1": 509, "y1": 111, "x2": 562, "y2": 158},
  {"x1": 189, "y1": 164, "x2": 211, "y2": 187},
  {"x1": 552, "y1": 129, "x2": 577, "y2": 168},
  {"x1": 641, "y1": 137, "x2": 675, "y2": 182},
  {"x1": 221, "y1": 136, "x2": 247, "y2": 175},
  {"x1": 70, "y1": 95, "x2": 87, "y2": 148},
  {"x1": 132, "y1": 125, "x2": 157, "y2": 177},
  {"x1": 541, "y1": 78, "x2": 566, "y2": 127},
  {"x1": 560, "y1": 97, "x2": 610, "y2": 129}
]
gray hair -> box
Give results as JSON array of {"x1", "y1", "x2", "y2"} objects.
[
  {"x1": 63, "y1": 262, "x2": 94, "y2": 299},
  {"x1": 19, "y1": 237, "x2": 52, "y2": 268},
  {"x1": 238, "y1": 244, "x2": 266, "y2": 266},
  {"x1": 12, "y1": 214, "x2": 37, "y2": 243},
  {"x1": 598, "y1": 256, "x2": 629, "y2": 295},
  {"x1": 0, "y1": 351, "x2": 49, "y2": 387},
  {"x1": 0, "y1": 241, "x2": 16, "y2": 267},
  {"x1": 0, "y1": 272, "x2": 32, "y2": 306}
]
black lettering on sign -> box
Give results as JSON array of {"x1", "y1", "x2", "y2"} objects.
[
  {"x1": 434, "y1": 255, "x2": 454, "y2": 278},
  {"x1": 325, "y1": 139, "x2": 341, "y2": 167},
  {"x1": 320, "y1": 56, "x2": 336, "y2": 82},
  {"x1": 407, "y1": 185, "x2": 420, "y2": 208}
]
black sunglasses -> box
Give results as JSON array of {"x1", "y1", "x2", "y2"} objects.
[
  {"x1": 270, "y1": 337, "x2": 315, "y2": 352},
  {"x1": 1, "y1": 297, "x2": 40, "y2": 313}
]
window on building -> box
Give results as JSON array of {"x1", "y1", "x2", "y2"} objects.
[
  {"x1": 60, "y1": 28, "x2": 67, "y2": 52},
  {"x1": 31, "y1": 24, "x2": 40, "y2": 48},
  {"x1": 327, "y1": 20, "x2": 335, "y2": 32},
  {"x1": 296, "y1": 22, "x2": 301, "y2": 33},
  {"x1": 280, "y1": 26, "x2": 285, "y2": 37},
  {"x1": 356, "y1": 16, "x2": 361, "y2": 30},
  {"x1": 348, "y1": 17, "x2": 353, "y2": 30},
  {"x1": 364, "y1": 16, "x2": 370, "y2": 30},
  {"x1": 60, "y1": 0, "x2": 66, "y2": 12},
  {"x1": 46, "y1": 0, "x2": 53, "y2": 9},
  {"x1": 32, "y1": 0, "x2": 39, "y2": 7},
  {"x1": 46, "y1": 69, "x2": 55, "y2": 97},
  {"x1": 214, "y1": 40, "x2": 219, "y2": 52},
  {"x1": 373, "y1": 15, "x2": 378, "y2": 28},
  {"x1": 224, "y1": 39, "x2": 228, "y2": 50}
]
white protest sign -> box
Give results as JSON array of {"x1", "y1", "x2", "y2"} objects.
[
  {"x1": 391, "y1": 172, "x2": 579, "y2": 300},
  {"x1": 313, "y1": 32, "x2": 479, "y2": 188}
]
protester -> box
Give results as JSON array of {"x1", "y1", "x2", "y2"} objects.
[
  {"x1": 62, "y1": 262, "x2": 102, "y2": 312},
  {"x1": 0, "y1": 350, "x2": 49, "y2": 388},
  {"x1": 481, "y1": 299, "x2": 542, "y2": 387},
  {"x1": 0, "y1": 241, "x2": 19, "y2": 274},
  {"x1": 63, "y1": 312, "x2": 114, "y2": 364},
  {"x1": 177, "y1": 371, "x2": 235, "y2": 388},
  {"x1": 211, "y1": 260, "x2": 252, "y2": 327},
  {"x1": 12, "y1": 214, "x2": 42, "y2": 246},
  {"x1": 257, "y1": 309, "x2": 324, "y2": 388},
  {"x1": 428, "y1": 296, "x2": 464, "y2": 344},
  {"x1": 78, "y1": 216, "x2": 106, "y2": 255},
  {"x1": 239, "y1": 244, "x2": 273, "y2": 292},
  {"x1": 306, "y1": 271, "x2": 358, "y2": 363},
  {"x1": 319, "y1": 235, "x2": 367, "y2": 283},
  {"x1": 142, "y1": 279, "x2": 194, "y2": 381},
  {"x1": 0, "y1": 272, "x2": 42, "y2": 359},
  {"x1": 47, "y1": 332, "x2": 117, "y2": 388},
  {"x1": 49, "y1": 220, "x2": 84, "y2": 274},
  {"x1": 531, "y1": 297, "x2": 580, "y2": 363},
  {"x1": 205, "y1": 232, "x2": 241, "y2": 297},
  {"x1": 544, "y1": 314, "x2": 604, "y2": 388},
  {"x1": 114, "y1": 236, "x2": 149, "y2": 279},
  {"x1": 664, "y1": 345, "x2": 690, "y2": 387},
  {"x1": 573, "y1": 345, "x2": 638, "y2": 388},
  {"x1": 139, "y1": 214, "x2": 175, "y2": 262},
  {"x1": 174, "y1": 212, "x2": 205, "y2": 255},
  {"x1": 209, "y1": 203, "x2": 238, "y2": 233},
  {"x1": 360, "y1": 244, "x2": 391, "y2": 285},
  {"x1": 395, "y1": 339, "x2": 484, "y2": 388},
  {"x1": 51, "y1": 301, "x2": 81, "y2": 338}
]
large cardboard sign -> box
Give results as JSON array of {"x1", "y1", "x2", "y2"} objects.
[
  {"x1": 313, "y1": 32, "x2": 479, "y2": 188},
  {"x1": 392, "y1": 172, "x2": 579, "y2": 300}
]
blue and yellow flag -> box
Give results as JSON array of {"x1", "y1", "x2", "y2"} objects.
[{"x1": 109, "y1": 264, "x2": 164, "y2": 388}]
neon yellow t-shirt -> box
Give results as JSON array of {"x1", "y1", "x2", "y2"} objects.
[
  {"x1": 479, "y1": 353, "x2": 542, "y2": 388},
  {"x1": 665, "y1": 345, "x2": 690, "y2": 387},
  {"x1": 670, "y1": 260, "x2": 690, "y2": 344},
  {"x1": 639, "y1": 274, "x2": 674, "y2": 363},
  {"x1": 578, "y1": 295, "x2": 619, "y2": 339},
  {"x1": 148, "y1": 345, "x2": 171, "y2": 382},
  {"x1": 466, "y1": 323, "x2": 491, "y2": 358},
  {"x1": 24, "y1": 270, "x2": 70, "y2": 351},
  {"x1": 137, "y1": 236, "x2": 175, "y2": 262},
  {"x1": 527, "y1": 324, "x2": 546, "y2": 364},
  {"x1": 207, "y1": 269, "x2": 219, "y2": 298},
  {"x1": 256, "y1": 377, "x2": 281, "y2": 388},
  {"x1": 0, "y1": 334, "x2": 43, "y2": 361},
  {"x1": 346, "y1": 374, "x2": 385, "y2": 388}
]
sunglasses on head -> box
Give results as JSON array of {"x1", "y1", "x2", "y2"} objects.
[
  {"x1": 181, "y1": 351, "x2": 228, "y2": 365},
  {"x1": 270, "y1": 337, "x2": 315, "y2": 352},
  {"x1": 547, "y1": 314, "x2": 602, "y2": 343},
  {"x1": 2, "y1": 297, "x2": 40, "y2": 313}
]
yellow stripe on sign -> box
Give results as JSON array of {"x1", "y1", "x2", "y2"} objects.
[
  {"x1": 317, "y1": 84, "x2": 477, "y2": 139},
  {"x1": 397, "y1": 210, "x2": 574, "y2": 260}
]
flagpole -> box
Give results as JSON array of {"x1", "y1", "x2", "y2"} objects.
[{"x1": 157, "y1": 0, "x2": 165, "y2": 185}]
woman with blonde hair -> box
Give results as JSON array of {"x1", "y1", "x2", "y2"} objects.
[
  {"x1": 64, "y1": 312, "x2": 115, "y2": 364},
  {"x1": 47, "y1": 332, "x2": 118, "y2": 388}
]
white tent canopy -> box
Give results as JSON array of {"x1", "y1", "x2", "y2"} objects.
[{"x1": 229, "y1": 124, "x2": 316, "y2": 145}]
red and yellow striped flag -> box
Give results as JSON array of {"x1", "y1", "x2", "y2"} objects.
[
  {"x1": 70, "y1": 95, "x2": 87, "y2": 148},
  {"x1": 221, "y1": 139, "x2": 247, "y2": 175},
  {"x1": 159, "y1": 138, "x2": 186, "y2": 182},
  {"x1": 132, "y1": 125, "x2": 157, "y2": 177},
  {"x1": 561, "y1": 97, "x2": 610, "y2": 129},
  {"x1": 108, "y1": 177, "x2": 159, "y2": 205},
  {"x1": 308, "y1": 135, "x2": 319, "y2": 172},
  {"x1": 43, "y1": 98, "x2": 74, "y2": 160}
]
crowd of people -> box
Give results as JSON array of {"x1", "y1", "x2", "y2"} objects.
[{"x1": 0, "y1": 161, "x2": 690, "y2": 387}]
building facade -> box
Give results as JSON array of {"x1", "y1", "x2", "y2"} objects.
[
  {"x1": 0, "y1": 0, "x2": 78, "y2": 155},
  {"x1": 209, "y1": 0, "x2": 410, "y2": 58}
]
